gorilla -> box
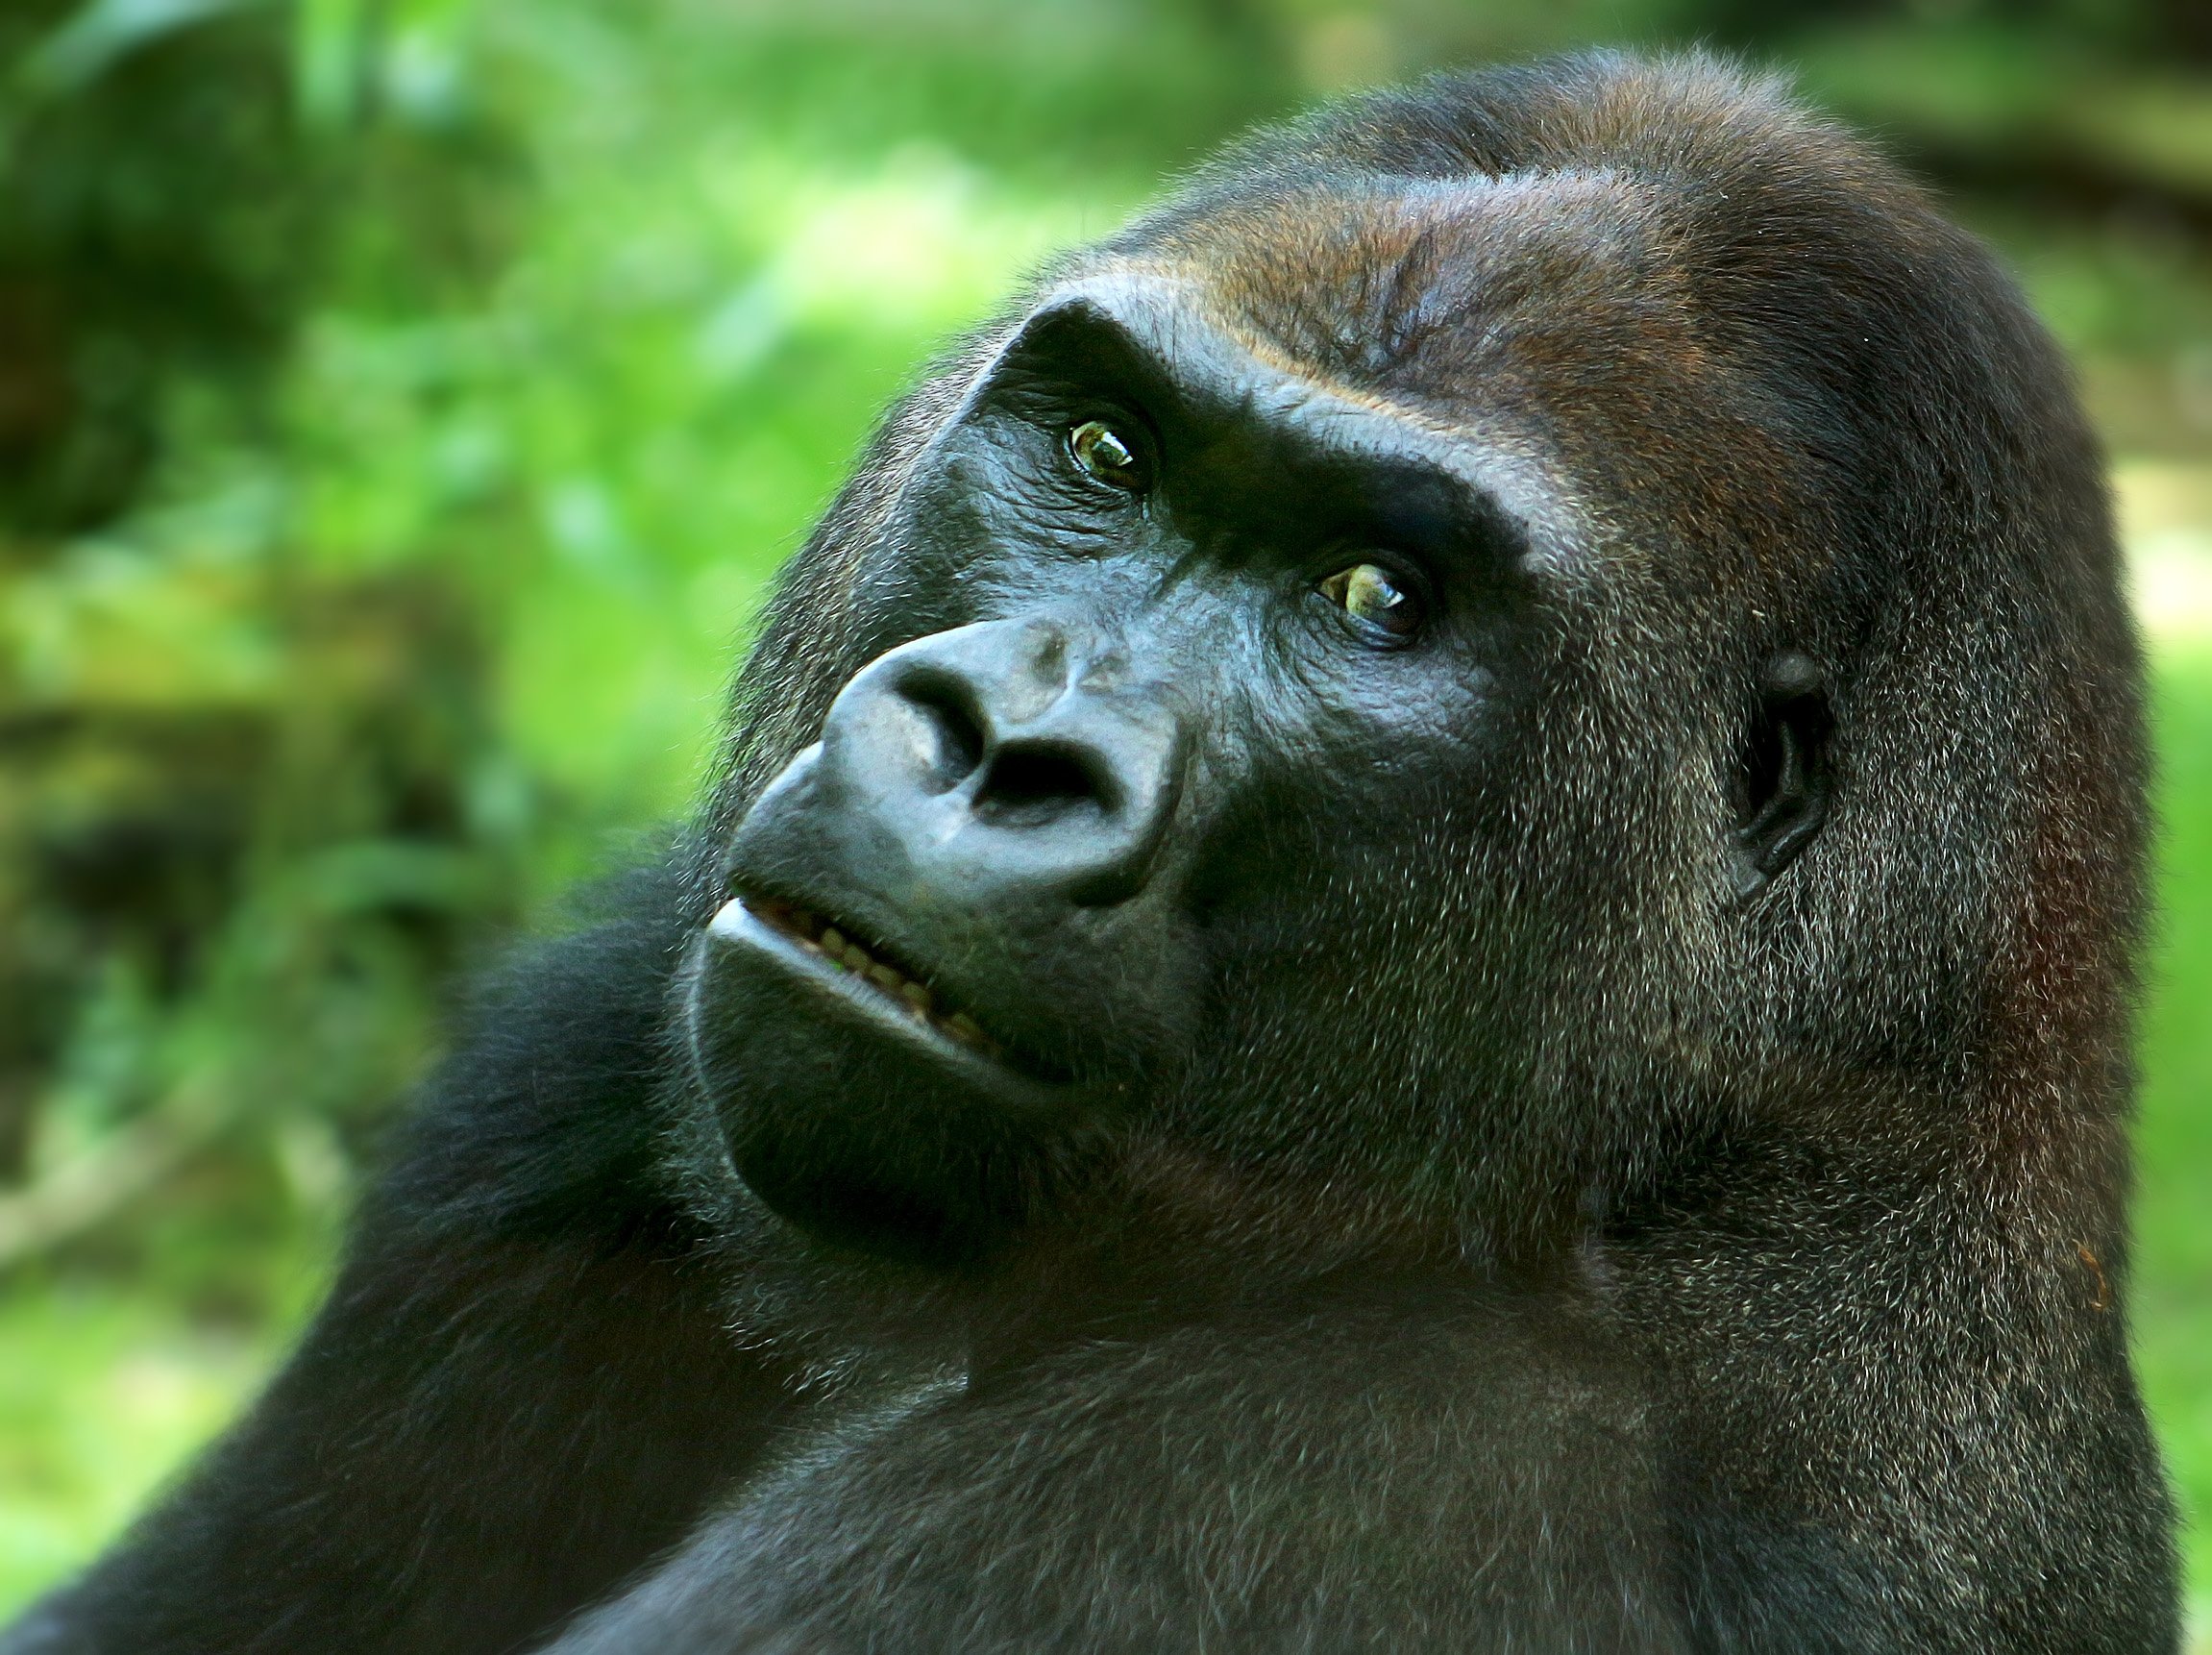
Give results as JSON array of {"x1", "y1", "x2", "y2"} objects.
[{"x1": 1, "y1": 49, "x2": 2178, "y2": 1655}]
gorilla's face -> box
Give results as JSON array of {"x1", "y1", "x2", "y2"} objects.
[{"x1": 685, "y1": 262, "x2": 1820, "y2": 1261}]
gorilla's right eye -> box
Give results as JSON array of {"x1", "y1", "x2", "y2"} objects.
[
  {"x1": 1067, "y1": 420, "x2": 1145, "y2": 490},
  {"x1": 1318, "y1": 561, "x2": 1423, "y2": 641}
]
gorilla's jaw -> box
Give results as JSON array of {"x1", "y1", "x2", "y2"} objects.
[{"x1": 686, "y1": 887, "x2": 1096, "y2": 1262}]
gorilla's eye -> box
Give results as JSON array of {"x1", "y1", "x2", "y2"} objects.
[
  {"x1": 1318, "y1": 562, "x2": 1422, "y2": 640},
  {"x1": 1068, "y1": 420, "x2": 1144, "y2": 489}
]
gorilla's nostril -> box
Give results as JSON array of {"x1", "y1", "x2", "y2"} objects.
[
  {"x1": 975, "y1": 745, "x2": 1112, "y2": 824},
  {"x1": 900, "y1": 675, "x2": 988, "y2": 792}
]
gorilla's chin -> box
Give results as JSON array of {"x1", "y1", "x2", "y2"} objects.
[{"x1": 686, "y1": 896, "x2": 1102, "y2": 1262}]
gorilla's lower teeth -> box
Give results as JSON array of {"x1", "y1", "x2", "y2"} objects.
[{"x1": 742, "y1": 897, "x2": 999, "y2": 1058}]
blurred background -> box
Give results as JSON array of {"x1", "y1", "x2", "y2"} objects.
[{"x1": 0, "y1": 0, "x2": 2206, "y2": 1635}]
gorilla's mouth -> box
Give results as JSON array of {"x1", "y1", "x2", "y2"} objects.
[
  {"x1": 734, "y1": 894, "x2": 1006, "y2": 1061},
  {"x1": 691, "y1": 887, "x2": 1087, "y2": 1260}
]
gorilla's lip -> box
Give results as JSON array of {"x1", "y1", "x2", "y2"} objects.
[
  {"x1": 735, "y1": 894, "x2": 1004, "y2": 1058},
  {"x1": 704, "y1": 894, "x2": 1062, "y2": 1097}
]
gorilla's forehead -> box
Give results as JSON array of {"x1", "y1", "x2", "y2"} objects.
[{"x1": 1127, "y1": 171, "x2": 1710, "y2": 410}]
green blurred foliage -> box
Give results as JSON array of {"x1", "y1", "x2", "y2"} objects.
[
  {"x1": 0, "y1": 0, "x2": 2207, "y2": 1636},
  {"x1": 2145, "y1": 651, "x2": 2212, "y2": 1633}
]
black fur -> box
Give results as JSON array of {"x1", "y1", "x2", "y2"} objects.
[{"x1": 2, "y1": 52, "x2": 2177, "y2": 1655}]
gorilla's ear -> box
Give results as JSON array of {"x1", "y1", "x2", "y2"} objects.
[{"x1": 1730, "y1": 651, "x2": 1831, "y2": 901}]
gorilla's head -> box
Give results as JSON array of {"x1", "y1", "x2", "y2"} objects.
[{"x1": 683, "y1": 55, "x2": 2144, "y2": 1265}]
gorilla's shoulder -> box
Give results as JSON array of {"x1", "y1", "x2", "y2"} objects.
[{"x1": 364, "y1": 849, "x2": 701, "y2": 1246}]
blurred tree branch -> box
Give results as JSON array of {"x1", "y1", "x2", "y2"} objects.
[{"x1": 0, "y1": 1098, "x2": 229, "y2": 1268}]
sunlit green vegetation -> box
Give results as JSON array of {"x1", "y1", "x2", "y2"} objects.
[{"x1": 0, "y1": 0, "x2": 2207, "y2": 1636}]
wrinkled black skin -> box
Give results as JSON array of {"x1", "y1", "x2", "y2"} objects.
[{"x1": 2, "y1": 53, "x2": 2178, "y2": 1655}]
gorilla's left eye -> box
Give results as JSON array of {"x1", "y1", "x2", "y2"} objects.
[
  {"x1": 1068, "y1": 420, "x2": 1145, "y2": 489},
  {"x1": 1318, "y1": 562, "x2": 1423, "y2": 640}
]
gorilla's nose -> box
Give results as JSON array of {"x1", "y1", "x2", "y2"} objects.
[
  {"x1": 816, "y1": 619, "x2": 1183, "y2": 911},
  {"x1": 725, "y1": 616, "x2": 1190, "y2": 976},
  {"x1": 721, "y1": 617, "x2": 1192, "y2": 1075}
]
